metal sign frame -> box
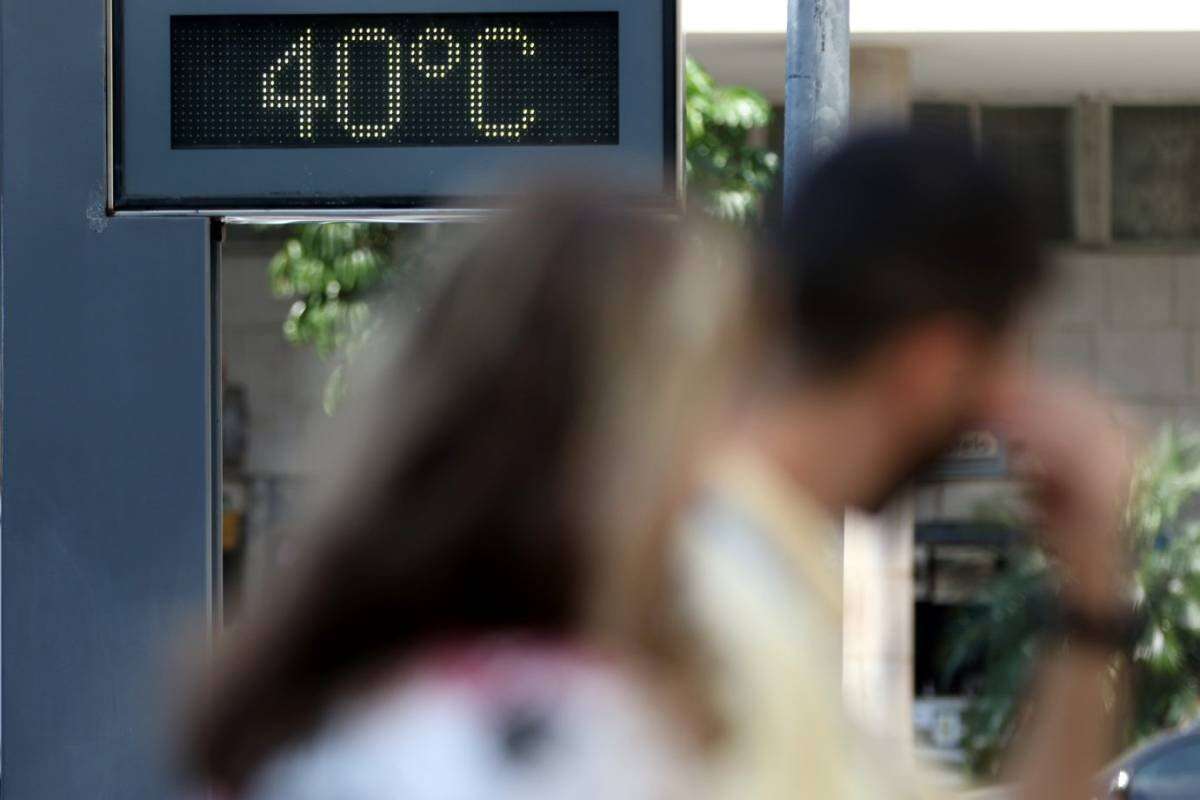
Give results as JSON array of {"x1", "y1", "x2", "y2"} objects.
[{"x1": 108, "y1": 0, "x2": 682, "y2": 218}]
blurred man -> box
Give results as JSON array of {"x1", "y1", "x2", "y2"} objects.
[{"x1": 685, "y1": 131, "x2": 1135, "y2": 799}]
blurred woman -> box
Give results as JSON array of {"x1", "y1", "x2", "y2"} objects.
[{"x1": 182, "y1": 192, "x2": 752, "y2": 799}]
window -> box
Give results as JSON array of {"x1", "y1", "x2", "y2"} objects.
[
  {"x1": 1131, "y1": 738, "x2": 1200, "y2": 800},
  {"x1": 911, "y1": 102, "x2": 972, "y2": 142},
  {"x1": 980, "y1": 107, "x2": 1074, "y2": 242},
  {"x1": 911, "y1": 103, "x2": 1075, "y2": 241},
  {"x1": 1113, "y1": 106, "x2": 1200, "y2": 242}
]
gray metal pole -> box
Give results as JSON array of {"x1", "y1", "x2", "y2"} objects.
[
  {"x1": 783, "y1": 0, "x2": 851, "y2": 211},
  {"x1": 782, "y1": 0, "x2": 851, "y2": 679}
]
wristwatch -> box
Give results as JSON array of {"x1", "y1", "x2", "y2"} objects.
[{"x1": 1048, "y1": 600, "x2": 1145, "y2": 654}]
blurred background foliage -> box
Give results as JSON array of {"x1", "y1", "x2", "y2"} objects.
[
  {"x1": 266, "y1": 57, "x2": 777, "y2": 408},
  {"x1": 943, "y1": 425, "x2": 1200, "y2": 779},
  {"x1": 267, "y1": 223, "x2": 437, "y2": 411},
  {"x1": 684, "y1": 57, "x2": 779, "y2": 223}
]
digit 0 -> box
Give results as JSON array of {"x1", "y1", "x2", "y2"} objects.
[{"x1": 335, "y1": 27, "x2": 403, "y2": 140}]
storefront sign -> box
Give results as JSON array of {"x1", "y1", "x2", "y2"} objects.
[{"x1": 927, "y1": 430, "x2": 1009, "y2": 480}]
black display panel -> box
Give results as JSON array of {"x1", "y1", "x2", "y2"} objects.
[{"x1": 171, "y1": 13, "x2": 619, "y2": 148}]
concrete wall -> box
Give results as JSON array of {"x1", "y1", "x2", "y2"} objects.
[{"x1": 1032, "y1": 250, "x2": 1200, "y2": 429}]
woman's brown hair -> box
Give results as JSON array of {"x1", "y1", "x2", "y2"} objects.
[{"x1": 183, "y1": 191, "x2": 752, "y2": 792}]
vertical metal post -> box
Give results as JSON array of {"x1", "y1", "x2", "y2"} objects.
[
  {"x1": 783, "y1": 0, "x2": 851, "y2": 210},
  {"x1": 783, "y1": 0, "x2": 851, "y2": 682},
  {"x1": 1, "y1": 0, "x2": 214, "y2": 795}
]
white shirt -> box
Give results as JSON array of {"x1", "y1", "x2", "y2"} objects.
[{"x1": 239, "y1": 641, "x2": 702, "y2": 800}]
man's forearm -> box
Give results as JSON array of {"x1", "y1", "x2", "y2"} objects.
[{"x1": 1010, "y1": 646, "x2": 1124, "y2": 800}]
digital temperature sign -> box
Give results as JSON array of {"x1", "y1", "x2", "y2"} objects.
[
  {"x1": 111, "y1": 0, "x2": 679, "y2": 214},
  {"x1": 171, "y1": 14, "x2": 620, "y2": 148}
]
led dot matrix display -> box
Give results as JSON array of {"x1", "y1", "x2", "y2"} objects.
[{"x1": 171, "y1": 13, "x2": 619, "y2": 147}]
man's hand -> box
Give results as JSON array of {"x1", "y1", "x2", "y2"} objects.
[
  {"x1": 986, "y1": 380, "x2": 1137, "y2": 800},
  {"x1": 990, "y1": 381, "x2": 1136, "y2": 614}
]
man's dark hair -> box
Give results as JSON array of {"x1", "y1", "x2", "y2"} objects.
[{"x1": 778, "y1": 129, "x2": 1047, "y2": 373}]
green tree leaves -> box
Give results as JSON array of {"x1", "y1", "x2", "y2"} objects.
[
  {"x1": 268, "y1": 223, "x2": 391, "y2": 360},
  {"x1": 685, "y1": 58, "x2": 779, "y2": 223},
  {"x1": 266, "y1": 223, "x2": 431, "y2": 412}
]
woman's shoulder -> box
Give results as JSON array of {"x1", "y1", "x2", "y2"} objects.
[{"x1": 240, "y1": 638, "x2": 702, "y2": 800}]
